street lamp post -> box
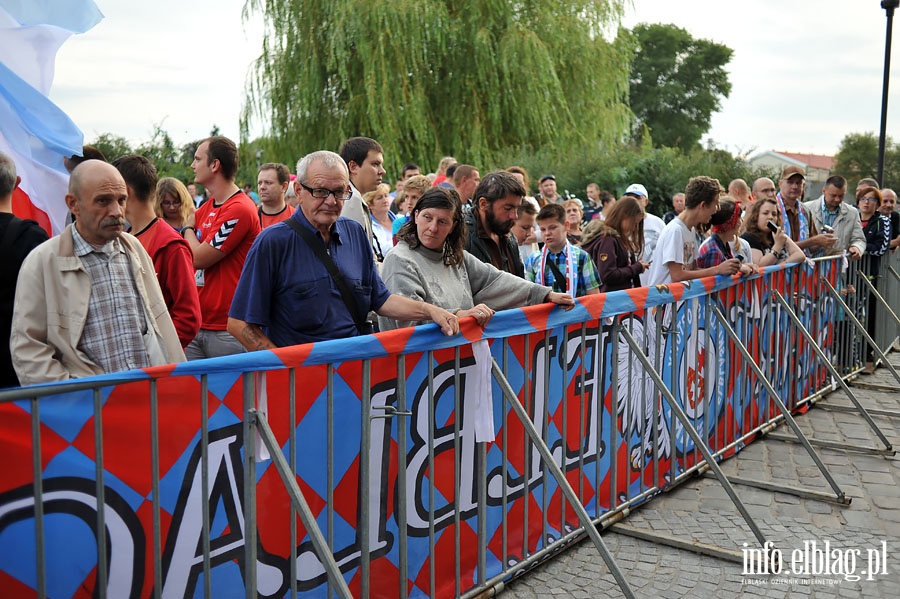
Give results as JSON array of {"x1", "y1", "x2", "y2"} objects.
[{"x1": 877, "y1": 0, "x2": 899, "y2": 186}]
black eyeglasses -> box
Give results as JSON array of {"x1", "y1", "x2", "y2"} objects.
[{"x1": 298, "y1": 182, "x2": 352, "y2": 201}]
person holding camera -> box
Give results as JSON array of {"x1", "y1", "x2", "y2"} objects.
[{"x1": 803, "y1": 175, "x2": 865, "y2": 259}]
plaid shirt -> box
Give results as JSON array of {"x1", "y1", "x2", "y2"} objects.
[
  {"x1": 72, "y1": 227, "x2": 150, "y2": 373},
  {"x1": 525, "y1": 245, "x2": 601, "y2": 297},
  {"x1": 697, "y1": 234, "x2": 732, "y2": 269}
]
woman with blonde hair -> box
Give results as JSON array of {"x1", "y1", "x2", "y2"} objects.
[
  {"x1": 156, "y1": 177, "x2": 194, "y2": 232},
  {"x1": 563, "y1": 199, "x2": 584, "y2": 244},
  {"x1": 364, "y1": 182, "x2": 395, "y2": 262}
]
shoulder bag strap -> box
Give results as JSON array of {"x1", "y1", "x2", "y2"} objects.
[
  {"x1": 284, "y1": 217, "x2": 368, "y2": 333},
  {"x1": 544, "y1": 254, "x2": 567, "y2": 293}
]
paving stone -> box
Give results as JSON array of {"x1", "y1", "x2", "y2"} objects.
[{"x1": 499, "y1": 378, "x2": 900, "y2": 599}]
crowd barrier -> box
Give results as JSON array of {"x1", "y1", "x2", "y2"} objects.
[{"x1": 0, "y1": 251, "x2": 898, "y2": 599}]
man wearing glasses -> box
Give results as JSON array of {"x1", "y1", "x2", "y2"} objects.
[
  {"x1": 228, "y1": 151, "x2": 459, "y2": 349},
  {"x1": 182, "y1": 136, "x2": 261, "y2": 359}
]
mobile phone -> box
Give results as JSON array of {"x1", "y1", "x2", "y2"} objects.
[
  {"x1": 822, "y1": 224, "x2": 835, "y2": 234},
  {"x1": 766, "y1": 221, "x2": 778, "y2": 233},
  {"x1": 736, "y1": 254, "x2": 744, "y2": 263}
]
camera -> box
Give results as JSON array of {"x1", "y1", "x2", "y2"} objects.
[{"x1": 822, "y1": 224, "x2": 835, "y2": 234}]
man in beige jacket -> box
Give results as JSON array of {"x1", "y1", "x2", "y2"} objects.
[{"x1": 11, "y1": 160, "x2": 185, "y2": 386}]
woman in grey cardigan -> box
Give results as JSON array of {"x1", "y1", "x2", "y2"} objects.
[{"x1": 378, "y1": 187, "x2": 574, "y2": 331}]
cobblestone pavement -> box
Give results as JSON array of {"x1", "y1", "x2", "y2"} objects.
[{"x1": 502, "y1": 359, "x2": 900, "y2": 598}]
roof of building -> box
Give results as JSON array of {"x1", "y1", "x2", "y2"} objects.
[{"x1": 774, "y1": 151, "x2": 836, "y2": 171}]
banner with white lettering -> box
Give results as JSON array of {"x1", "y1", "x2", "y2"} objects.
[{"x1": 0, "y1": 262, "x2": 838, "y2": 598}]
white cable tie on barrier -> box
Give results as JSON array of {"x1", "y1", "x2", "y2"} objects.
[
  {"x1": 255, "y1": 371, "x2": 271, "y2": 462},
  {"x1": 471, "y1": 340, "x2": 495, "y2": 443}
]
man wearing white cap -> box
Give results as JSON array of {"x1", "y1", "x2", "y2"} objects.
[{"x1": 624, "y1": 183, "x2": 665, "y2": 285}]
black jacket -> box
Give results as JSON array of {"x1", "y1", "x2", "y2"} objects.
[{"x1": 463, "y1": 206, "x2": 525, "y2": 278}]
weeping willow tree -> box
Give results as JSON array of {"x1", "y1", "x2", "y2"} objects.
[{"x1": 242, "y1": 0, "x2": 631, "y2": 176}]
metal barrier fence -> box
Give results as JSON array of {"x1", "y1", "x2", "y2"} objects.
[{"x1": 0, "y1": 251, "x2": 897, "y2": 599}]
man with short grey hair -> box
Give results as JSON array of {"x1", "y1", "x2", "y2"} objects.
[{"x1": 228, "y1": 150, "x2": 460, "y2": 349}]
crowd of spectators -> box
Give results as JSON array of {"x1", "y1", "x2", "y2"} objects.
[{"x1": 2, "y1": 139, "x2": 897, "y2": 386}]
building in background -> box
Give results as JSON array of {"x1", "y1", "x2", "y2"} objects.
[{"x1": 749, "y1": 151, "x2": 836, "y2": 200}]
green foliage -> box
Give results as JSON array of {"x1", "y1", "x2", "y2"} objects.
[
  {"x1": 494, "y1": 141, "x2": 764, "y2": 216},
  {"x1": 135, "y1": 125, "x2": 193, "y2": 183},
  {"x1": 88, "y1": 126, "x2": 204, "y2": 187},
  {"x1": 243, "y1": 0, "x2": 632, "y2": 177},
  {"x1": 629, "y1": 23, "x2": 732, "y2": 152},
  {"x1": 833, "y1": 131, "x2": 899, "y2": 188},
  {"x1": 90, "y1": 133, "x2": 133, "y2": 163}
]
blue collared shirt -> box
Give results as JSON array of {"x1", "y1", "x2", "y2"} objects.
[{"x1": 230, "y1": 210, "x2": 391, "y2": 346}]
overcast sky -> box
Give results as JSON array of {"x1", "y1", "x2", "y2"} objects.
[{"x1": 50, "y1": 0, "x2": 898, "y2": 159}]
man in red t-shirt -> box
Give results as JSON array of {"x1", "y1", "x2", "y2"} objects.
[
  {"x1": 257, "y1": 162, "x2": 294, "y2": 228},
  {"x1": 182, "y1": 136, "x2": 260, "y2": 359},
  {"x1": 115, "y1": 155, "x2": 201, "y2": 349}
]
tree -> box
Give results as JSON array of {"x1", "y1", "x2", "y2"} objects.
[
  {"x1": 629, "y1": 23, "x2": 732, "y2": 152},
  {"x1": 136, "y1": 124, "x2": 183, "y2": 179},
  {"x1": 243, "y1": 0, "x2": 632, "y2": 176},
  {"x1": 89, "y1": 133, "x2": 133, "y2": 162},
  {"x1": 832, "y1": 131, "x2": 899, "y2": 187}
]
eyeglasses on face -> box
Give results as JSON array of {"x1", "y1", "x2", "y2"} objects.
[
  {"x1": 299, "y1": 182, "x2": 352, "y2": 201},
  {"x1": 161, "y1": 200, "x2": 182, "y2": 207}
]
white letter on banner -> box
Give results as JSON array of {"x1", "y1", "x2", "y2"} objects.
[
  {"x1": 405, "y1": 361, "x2": 481, "y2": 531},
  {"x1": 161, "y1": 426, "x2": 286, "y2": 599},
  {"x1": 0, "y1": 483, "x2": 141, "y2": 596},
  {"x1": 294, "y1": 382, "x2": 394, "y2": 588}
]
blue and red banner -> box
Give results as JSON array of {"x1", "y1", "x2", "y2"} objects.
[{"x1": 0, "y1": 263, "x2": 839, "y2": 598}]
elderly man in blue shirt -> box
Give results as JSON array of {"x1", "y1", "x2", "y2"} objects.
[{"x1": 228, "y1": 150, "x2": 459, "y2": 349}]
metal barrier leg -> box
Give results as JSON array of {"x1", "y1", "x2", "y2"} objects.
[
  {"x1": 774, "y1": 291, "x2": 894, "y2": 451},
  {"x1": 93, "y1": 388, "x2": 108, "y2": 598},
  {"x1": 243, "y1": 375, "x2": 258, "y2": 599},
  {"x1": 855, "y1": 269, "x2": 900, "y2": 329},
  {"x1": 490, "y1": 359, "x2": 637, "y2": 599},
  {"x1": 248, "y1": 408, "x2": 353, "y2": 599},
  {"x1": 30, "y1": 396, "x2": 46, "y2": 599},
  {"x1": 617, "y1": 327, "x2": 771, "y2": 551},
  {"x1": 710, "y1": 306, "x2": 849, "y2": 504},
  {"x1": 843, "y1": 274, "x2": 900, "y2": 377}
]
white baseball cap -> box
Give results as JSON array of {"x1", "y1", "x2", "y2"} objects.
[{"x1": 624, "y1": 183, "x2": 648, "y2": 198}]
